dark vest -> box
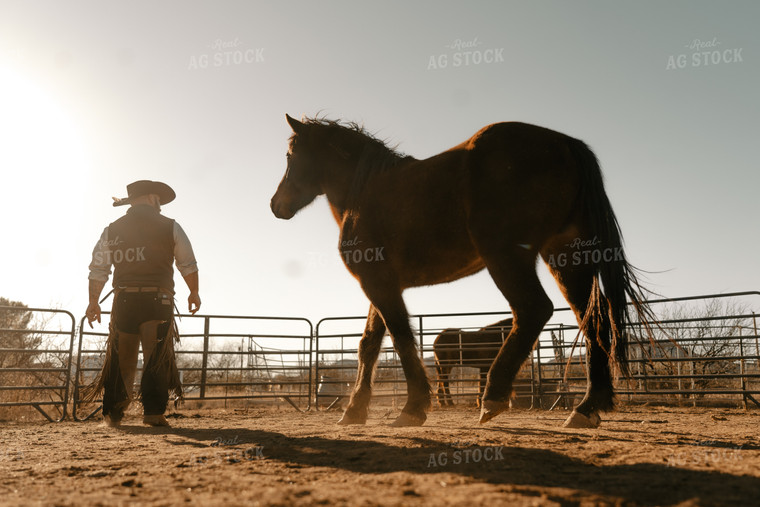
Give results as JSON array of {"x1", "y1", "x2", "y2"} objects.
[{"x1": 107, "y1": 205, "x2": 175, "y2": 291}]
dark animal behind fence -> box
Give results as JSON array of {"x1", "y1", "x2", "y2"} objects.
[{"x1": 434, "y1": 318, "x2": 513, "y2": 407}]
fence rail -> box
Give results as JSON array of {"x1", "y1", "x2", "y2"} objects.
[
  {"x1": 71, "y1": 313, "x2": 313, "y2": 421},
  {"x1": 0, "y1": 306, "x2": 76, "y2": 422},
  {"x1": 2, "y1": 291, "x2": 760, "y2": 422},
  {"x1": 315, "y1": 292, "x2": 760, "y2": 410}
]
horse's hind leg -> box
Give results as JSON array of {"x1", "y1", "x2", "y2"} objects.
[
  {"x1": 478, "y1": 251, "x2": 553, "y2": 424},
  {"x1": 544, "y1": 261, "x2": 614, "y2": 428},
  {"x1": 338, "y1": 305, "x2": 385, "y2": 425},
  {"x1": 478, "y1": 368, "x2": 487, "y2": 409}
]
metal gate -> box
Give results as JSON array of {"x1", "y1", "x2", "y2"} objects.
[
  {"x1": 0, "y1": 306, "x2": 76, "y2": 422},
  {"x1": 314, "y1": 292, "x2": 760, "y2": 410},
  {"x1": 4, "y1": 291, "x2": 760, "y2": 422},
  {"x1": 72, "y1": 312, "x2": 313, "y2": 421}
]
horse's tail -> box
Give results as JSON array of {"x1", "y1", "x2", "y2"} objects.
[{"x1": 570, "y1": 139, "x2": 654, "y2": 376}]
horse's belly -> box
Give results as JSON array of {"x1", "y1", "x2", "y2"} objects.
[{"x1": 399, "y1": 249, "x2": 485, "y2": 287}]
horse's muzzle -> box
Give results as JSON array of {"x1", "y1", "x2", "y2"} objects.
[{"x1": 270, "y1": 197, "x2": 294, "y2": 220}]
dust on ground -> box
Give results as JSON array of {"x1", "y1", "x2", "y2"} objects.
[{"x1": 1, "y1": 405, "x2": 759, "y2": 506}]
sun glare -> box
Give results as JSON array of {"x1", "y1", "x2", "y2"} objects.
[
  {"x1": 0, "y1": 65, "x2": 90, "y2": 303},
  {"x1": 0, "y1": 66, "x2": 87, "y2": 193}
]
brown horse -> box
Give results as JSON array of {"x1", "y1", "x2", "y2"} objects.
[
  {"x1": 271, "y1": 115, "x2": 653, "y2": 427},
  {"x1": 434, "y1": 318, "x2": 513, "y2": 408}
]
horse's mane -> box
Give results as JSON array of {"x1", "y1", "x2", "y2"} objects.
[{"x1": 299, "y1": 116, "x2": 412, "y2": 205}]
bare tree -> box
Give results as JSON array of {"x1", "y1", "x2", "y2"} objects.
[
  {"x1": 0, "y1": 298, "x2": 70, "y2": 417},
  {"x1": 0, "y1": 298, "x2": 42, "y2": 369},
  {"x1": 641, "y1": 298, "x2": 754, "y2": 396}
]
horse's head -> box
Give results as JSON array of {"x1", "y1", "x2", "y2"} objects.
[
  {"x1": 272, "y1": 114, "x2": 403, "y2": 219},
  {"x1": 270, "y1": 114, "x2": 327, "y2": 219}
]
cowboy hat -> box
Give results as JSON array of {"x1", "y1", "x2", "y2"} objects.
[{"x1": 112, "y1": 180, "x2": 176, "y2": 207}]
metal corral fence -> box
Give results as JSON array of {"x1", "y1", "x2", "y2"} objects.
[
  {"x1": 0, "y1": 306, "x2": 76, "y2": 422},
  {"x1": 314, "y1": 312, "x2": 546, "y2": 410},
  {"x1": 72, "y1": 313, "x2": 313, "y2": 421},
  {"x1": 314, "y1": 292, "x2": 760, "y2": 411},
  {"x1": 2, "y1": 291, "x2": 760, "y2": 422}
]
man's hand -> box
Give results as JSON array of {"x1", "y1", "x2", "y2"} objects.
[
  {"x1": 87, "y1": 279, "x2": 107, "y2": 328},
  {"x1": 188, "y1": 292, "x2": 201, "y2": 315},
  {"x1": 183, "y1": 271, "x2": 201, "y2": 315},
  {"x1": 86, "y1": 301, "x2": 101, "y2": 328}
]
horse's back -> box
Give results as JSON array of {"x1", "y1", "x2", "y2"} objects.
[
  {"x1": 462, "y1": 123, "x2": 584, "y2": 246},
  {"x1": 481, "y1": 318, "x2": 513, "y2": 331},
  {"x1": 433, "y1": 328, "x2": 461, "y2": 349},
  {"x1": 465, "y1": 121, "x2": 576, "y2": 148}
]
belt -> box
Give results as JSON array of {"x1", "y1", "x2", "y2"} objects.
[
  {"x1": 99, "y1": 286, "x2": 173, "y2": 304},
  {"x1": 120, "y1": 286, "x2": 164, "y2": 293}
]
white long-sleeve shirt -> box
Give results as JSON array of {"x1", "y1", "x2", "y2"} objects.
[{"x1": 88, "y1": 221, "x2": 198, "y2": 283}]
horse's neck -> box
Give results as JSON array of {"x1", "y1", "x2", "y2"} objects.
[
  {"x1": 323, "y1": 147, "x2": 409, "y2": 218},
  {"x1": 328, "y1": 201, "x2": 345, "y2": 225},
  {"x1": 322, "y1": 161, "x2": 356, "y2": 219}
]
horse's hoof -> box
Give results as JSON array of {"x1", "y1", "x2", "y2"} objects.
[
  {"x1": 563, "y1": 410, "x2": 601, "y2": 428},
  {"x1": 103, "y1": 414, "x2": 122, "y2": 428},
  {"x1": 478, "y1": 399, "x2": 510, "y2": 424},
  {"x1": 390, "y1": 412, "x2": 426, "y2": 427},
  {"x1": 337, "y1": 412, "x2": 367, "y2": 425},
  {"x1": 143, "y1": 414, "x2": 170, "y2": 427}
]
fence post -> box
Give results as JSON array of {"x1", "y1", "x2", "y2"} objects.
[
  {"x1": 418, "y1": 316, "x2": 424, "y2": 359},
  {"x1": 313, "y1": 322, "x2": 323, "y2": 410},
  {"x1": 677, "y1": 345, "x2": 683, "y2": 401},
  {"x1": 642, "y1": 345, "x2": 649, "y2": 394},
  {"x1": 754, "y1": 313, "x2": 759, "y2": 371},
  {"x1": 535, "y1": 339, "x2": 543, "y2": 408},
  {"x1": 739, "y1": 328, "x2": 747, "y2": 410},
  {"x1": 199, "y1": 317, "x2": 210, "y2": 399},
  {"x1": 307, "y1": 324, "x2": 313, "y2": 411}
]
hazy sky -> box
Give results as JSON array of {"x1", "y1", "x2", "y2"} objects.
[{"x1": 1, "y1": 1, "x2": 758, "y2": 334}]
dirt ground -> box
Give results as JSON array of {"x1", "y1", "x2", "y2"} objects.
[{"x1": 1, "y1": 403, "x2": 759, "y2": 506}]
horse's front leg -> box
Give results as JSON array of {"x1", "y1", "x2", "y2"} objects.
[
  {"x1": 343, "y1": 270, "x2": 430, "y2": 426},
  {"x1": 368, "y1": 293, "x2": 431, "y2": 427},
  {"x1": 389, "y1": 321, "x2": 432, "y2": 426},
  {"x1": 338, "y1": 305, "x2": 385, "y2": 425}
]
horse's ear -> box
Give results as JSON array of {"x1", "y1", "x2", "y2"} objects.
[{"x1": 286, "y1": 114, "x2": 305, "y2": 134}]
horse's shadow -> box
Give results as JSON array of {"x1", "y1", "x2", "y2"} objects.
[{"x1": 125, "y1": 423, "x2": 760, "y2": 505}]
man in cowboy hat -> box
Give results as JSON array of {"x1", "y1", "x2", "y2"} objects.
[{"x1": 85, "y1": 180, "x2": 201, "y2": 427}]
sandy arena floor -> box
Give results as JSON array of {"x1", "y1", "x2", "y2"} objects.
[{"x1": 1, "y1": 404, "x2": 759, "y2": 506}]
